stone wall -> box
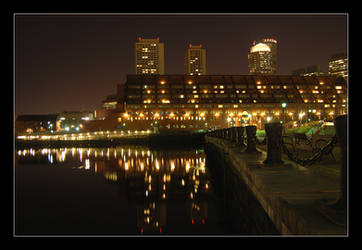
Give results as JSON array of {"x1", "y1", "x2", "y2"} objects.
[{"x1": 205, "y1": 142, "x2": 280, "y2": 235}]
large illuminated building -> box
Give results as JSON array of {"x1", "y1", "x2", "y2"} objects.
[
  {"x1": 248, "y1": 38, "x2": 277, "y2": 75},
  {"x1": 328, "y1": 53, "x2": 348, "y2": 81},
  {"x1": 184, "y1": 44, "x2": 206, "y2": 75},
  {"x1": 88, "y1": 74, "x2": 347, "y2": 132},
  {"x1": 135, "y1": 37, "x2": 165, "y2": 75}
]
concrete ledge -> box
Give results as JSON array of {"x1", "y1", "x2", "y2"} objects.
[{"x1": 205, "y1": 136, "x2": 347, "y2": 235}]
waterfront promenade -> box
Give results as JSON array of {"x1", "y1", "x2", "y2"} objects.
[{"x1": 205, "y1": 136, "x2": 347, "y2": 235}]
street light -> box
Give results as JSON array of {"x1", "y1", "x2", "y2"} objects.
[{"x1": 281, "y1": 102, "x2": 287, "y2": 134}]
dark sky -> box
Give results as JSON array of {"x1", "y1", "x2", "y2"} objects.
[{"x1": 14, "y1": 14, "x2": 347, "y2": 115}]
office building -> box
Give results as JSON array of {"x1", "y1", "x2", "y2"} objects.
[
  {"x1": 328, "y1": 53, "x2": 348, "y2": 81},
  {"x1": 135, "y1": 37, "x2": 165, "y2": 75},
  {"x1": 184, "y1": 44, "x2": 206, "y2": 75},
  {"x1": 248, "y1": 38, "x2": 277, "y2": 75}
]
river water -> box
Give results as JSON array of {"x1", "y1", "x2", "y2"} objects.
[{"x1": 15, "y1": 146, "x2": 235, "y2": 236}]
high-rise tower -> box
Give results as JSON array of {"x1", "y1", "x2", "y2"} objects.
[
  {"x1": 248, "y1": 38, "x2": 277, "y2": 75},
  {"x1": 135, "y1": 37, "x2": 165, "y2": 75},
  {"x1": 328, "y1": 53, "x2": 347, "y2": 81},
  {"x1": 184, "y1": 44, "x2": 206, "y2": 75}
]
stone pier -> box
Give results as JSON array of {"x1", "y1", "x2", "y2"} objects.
[{"x1": 205, "y1": 135, "x2": 347, "y2": 235}]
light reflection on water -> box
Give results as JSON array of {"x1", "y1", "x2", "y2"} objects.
[{"x1": 16, "y1": 146, "x2": 224, "y2": 235}]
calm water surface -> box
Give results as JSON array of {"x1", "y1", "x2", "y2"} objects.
[{"x1": 15, "y1": 146, "x2": 233, "y2": 235}]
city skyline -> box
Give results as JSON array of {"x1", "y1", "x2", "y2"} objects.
[{"x1": 14, "y1": 13, "x2": 348, "y2": 115}]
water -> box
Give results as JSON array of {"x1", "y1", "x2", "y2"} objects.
[{"x1": 15, "y1": 146, "x2": 234, "y2": 236}]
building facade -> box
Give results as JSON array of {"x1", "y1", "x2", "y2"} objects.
[
  {"x1": 56, "y1": 111, "x2": 94, "y2": 132},
  {"x1": 135, "y1": 37, "x2": 165, "y2": 75},
  {"x1": 103, "y1": 74, "x2": 347, "y2": 132},
  {"x1": 292, "y1": 65, "x2": 324, "y2": 76},
  {"x1": 184, "y1": 44, "x2": 206, "y2": 75},
  {"x1": 248, "y1": 38, "x2": 277, "y2": 75},
  {"x1": 15, "y1": 114, "x2": 58, "y2": 134},
  {"x1": 328, "y1": 53, "x2": 348, "y2": 81}
]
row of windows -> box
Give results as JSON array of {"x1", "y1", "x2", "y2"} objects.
[{"x1": 127, "y1": 82, "x2": 345, "y2": 90}]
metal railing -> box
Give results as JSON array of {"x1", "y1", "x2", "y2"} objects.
[{"x1": 206, "y1": 124, "x2": 338, "y2": 167}]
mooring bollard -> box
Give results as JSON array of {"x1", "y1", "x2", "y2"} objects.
[
  {"x1": 231, "y1": 127, "x2": 237, "y2": 143},
  {"x1": 217, "y1": 129, "x2": 222, "y2": 138},
  {"x1": 245, "y1": 125, "x2": 257, "y2": 152},
  {"x1": 236, "y1": 126, "x2": 245, "y2": 147},
  {"x1": 263, "y1": 122, "x2": 284, "y2": 165},
  {"x1": 223, "y1": 128, "x2": 227, "y2": 140},
  {"x1": 228, "y1": 127, "x2": 234, "y2": 142},
  {"x1": 226, "y1": 128, "x2": 231, "y2": 141},
  {"x1": 334, "y1": 114, "x2": 347, "y2": 211}
]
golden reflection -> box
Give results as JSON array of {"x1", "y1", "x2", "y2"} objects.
[{"x1": 17, "y1": 146, "x2": 211, "y2": 234}]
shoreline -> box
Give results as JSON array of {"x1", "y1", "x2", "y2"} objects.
[{"x1": 15, "y1": 132, "x2": 206, "y2": 150}]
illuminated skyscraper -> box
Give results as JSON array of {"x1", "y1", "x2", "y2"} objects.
[
  {"x1": 184, "y1": 44, "x2": 206, "y2": 75},
  {"x1": 328, "y1": 53, "x2": 347, "y2": 81},
  {"x1": 135, "y1": 37, "x2": 165, "y2": 75},
  {"x1": 248, "y1": 38, "x2": 277, "y2": 75}
]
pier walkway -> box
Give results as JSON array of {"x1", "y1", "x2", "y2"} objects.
[{"x1": 205, "y1": 136, "x2": 347, "y2": 235}]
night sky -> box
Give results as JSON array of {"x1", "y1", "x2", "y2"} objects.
[{"x1": 14, "y1": 14, "x2": 347, "y2": 115}]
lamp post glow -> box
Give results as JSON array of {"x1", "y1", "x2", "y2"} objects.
[{"x1": 281, "y1": 102, "x2": 287, "y2": 134}]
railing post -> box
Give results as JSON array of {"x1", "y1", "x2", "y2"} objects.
[
  {"x1": 245, "y1": 125, "x2": 257, "y2": 152},
  {"x1": 263, "y1": 122, "x2": 284, "y2": 165}
]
